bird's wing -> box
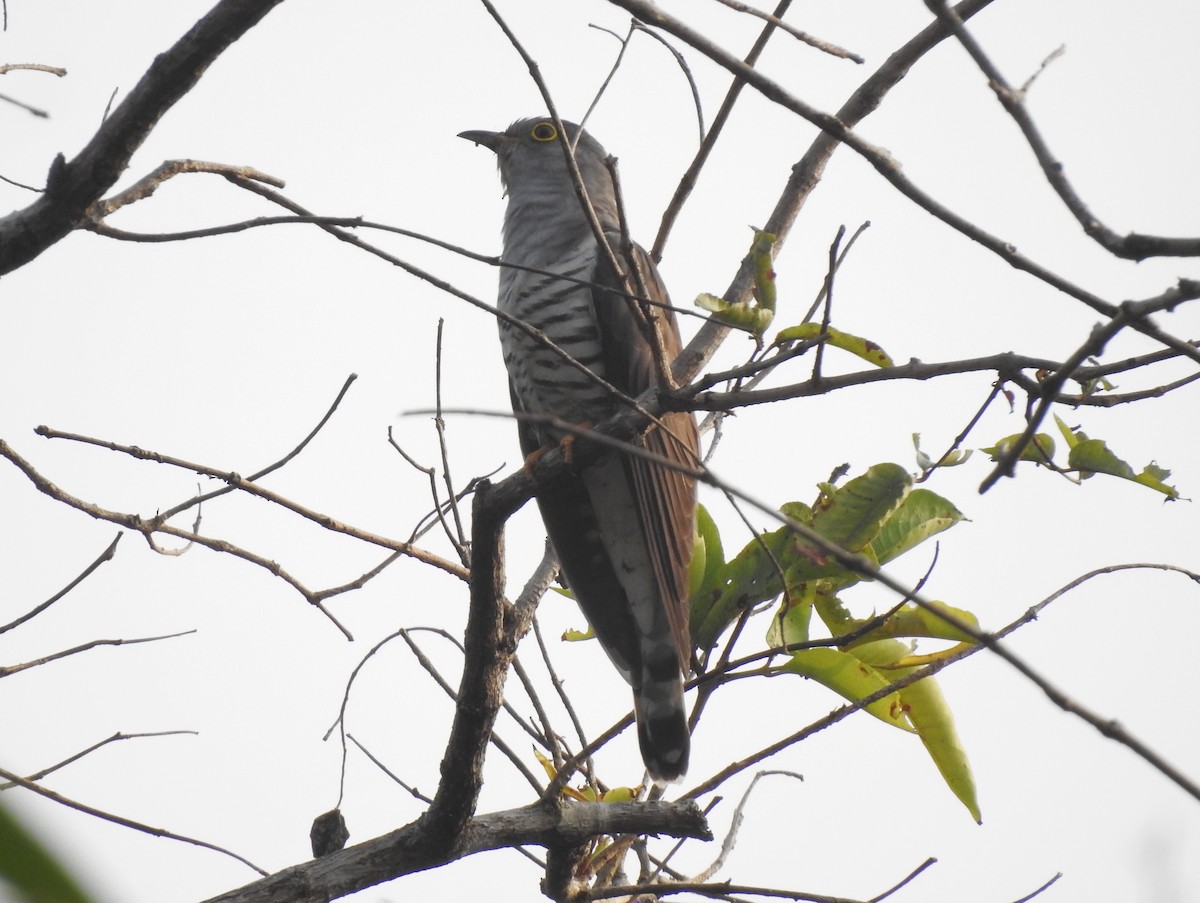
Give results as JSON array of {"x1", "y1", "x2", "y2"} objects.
[
  {"x1": 510, "y1": 377, "x2": 644, "y2": 681},
  {"x1": 592, "y1": 236, "x2": 699, "y2": 669}
]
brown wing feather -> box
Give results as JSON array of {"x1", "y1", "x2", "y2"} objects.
[{"x1": 592, "y1": 236, "x2": 699, "y2": 669}]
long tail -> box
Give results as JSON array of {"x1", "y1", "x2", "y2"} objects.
[{"x1": 633, "y1": 644, "x2": 690, "y2": 784}]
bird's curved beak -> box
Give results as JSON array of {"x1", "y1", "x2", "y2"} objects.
[{"x1": 458, "y1": 129, "x2": 505, "y2": 151}]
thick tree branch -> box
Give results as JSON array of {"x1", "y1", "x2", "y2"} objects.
[
  {"x1": 201, "y1": 800, "x2": 710, "y2": 903},
  {"x1": 0, "y1": 0, "x2": 286, "y2": 274}
]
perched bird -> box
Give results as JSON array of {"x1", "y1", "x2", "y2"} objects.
[{"x1": 460, "y1": 117, "x2": 699, "y2": 782}]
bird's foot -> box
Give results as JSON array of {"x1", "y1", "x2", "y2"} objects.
[{"x1": 522, "y1": 424, "x2": 592, "y2": 475}]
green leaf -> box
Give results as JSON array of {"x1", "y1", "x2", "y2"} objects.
[
  {"x1": 803, "y1": 638, "x2": 982, "y2": 820},
  {"x1": 1069, "y1": 438, "x2": 1136, "y2": 479},
  {"x1": 981, "y1": 433, "x2": 1056, "y2": 463},
  {"x1": 1055, "y1": 414, "x2": 1180, "y2": 498},
  {"x1": 688, "y1": 503, "x2": 725, "y2": 601},
  {"x1": 812, "y1": 587, "x2": 858, "y2": 635},
  {"x1": 1137, "y1": 461, "x2": 1178, "y2": 497},
  {"x1": 765, "y1": 586, "x2": 814, "y2": 650},
  {"x1": 897, "y1": 673, "x2": 982, "y2": 823},
  {"x1": 845, "y1": 600, "x2": 980, "y2": 646},
  {"x1": 694, "y1": 229, "x2": 777, "y2": 336},
  {"x1": 750, "y1": 228, "x2": 778, "y2": 317},
  {"x1": 691, "y1": 465, "x2": 944, "y2": 651},
  {"x1": 773, "y1": 322, "x2": 894, "y2": 368},
  {"x1": 0, "y1": 801, "x2": 98, "y2": 903},
  {"x1": 779, "y1": 647, "x2": 912, "y2": 731},
  {"x1": 811, "y1": 463, "x2": 911, "y2": 553},
  {"x1": 1054, "y1": 414, "x2": 1082, "y2": 449},
  {"x1": 1068, "y1": 439, "x2": 1180, "y2": 500},
  {"x1": 696, "y1": 293, "x2": 774, "y2": 334},
  {"x1": 869, "y1": 488, "x2": 965, "y2": 566},
  {"x1": 690, "y1": 505, "x2": 847, "y2": 653}
]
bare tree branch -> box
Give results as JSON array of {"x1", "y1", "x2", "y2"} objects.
[
  {"x1": 926, "y1": 0, "x2": 1200, "y2": 259},
  {"x1": 200, "y1": 799, "x2": 710, "y2": 903},
  {"x1": 708, "y1": 0, "x2": 863, "y2": 63},
  {"x1": 0, "y1": 0, "x2": 288, "y2": 274},
  {"x1": 1, "y1": 532, "x2": 121, "y2": 634},
  {"x1": 0, "y1": 439, "x2": 354, "y2": 637},
  {"x1": 0, "y1": 630, "x2": 195, "y2": 678},
  {"x1": 0, "y1": 731, "x2": 197, "y2": 789},
  {"x1": 0, "y1": 765, "x2": 267, "y2": 875},
  {"x1": 31, "y1": 426, "x2": 469, "y2": 582},
  {"x1": 609, "y1": 0, "x2": 1200, "y2": 375}
]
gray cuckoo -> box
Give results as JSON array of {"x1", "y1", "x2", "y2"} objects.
[{"x1": 460, "y1": 117, "x2": 699, "y2": 782}]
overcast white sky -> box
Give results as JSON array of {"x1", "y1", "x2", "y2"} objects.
[{"x1": 3, "y1": 2, "x2": 1199, "y2": 902}]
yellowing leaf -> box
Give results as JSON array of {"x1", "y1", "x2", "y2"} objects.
[
  {"x1": 1068, "y1": 440, "x2": 1180, "y2": 500},
  {"x1": 981, "y1": 433, "x2": 1056, "y2": 463},
  {"x1": 898, "y1": 674, "x2": 982, "y2": 823},
  {"x1": 694, "y1": 229, "x2": 777, "y2": 336},
  {"x1": 599, "y1": 785, "x2": 642, "y2": 803},
  {"x1": 773, "y1": 322, "x2": 894, "y2": 368},
  {"x1": 846, "y1": 601, "x2": 979, "y2": 647},
  {"x1": 1054, "y1": 414, "x2": 1083, "y2": 449},
  {"x1": 535, "y1": 749, "x2": 591, "y2": 801},
  {"x1": 750, "y1": 228, "x2": 778, "y2": 315},
  {"x1": 696, "y1": 292, "x2": 774, "y2": 335},
  {"x1": 1055, "y1": 415, "x2": 1180, "y2": 499},
  {"x1": 781, "y1": 647, "x2": 913, "y2": 731}
]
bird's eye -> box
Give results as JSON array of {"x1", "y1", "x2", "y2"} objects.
[{"x1": 530, "y1": 122, "x2": 558, "y2": 142}]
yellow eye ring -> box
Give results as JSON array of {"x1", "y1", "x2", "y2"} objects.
[{"x1": 530, "y1": 122, "x2": 558, "y2": 142}]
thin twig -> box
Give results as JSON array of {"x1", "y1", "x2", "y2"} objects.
[
  {"x1": 86, "y1": 214, "x2": 706, "y2": 323},
  {"x1": 588, "y1": 880, "x2": 868, "y2": 901},
  {"x1": 0, "y1": 91, "x2": 50, "y2": 118},
  {"x1": 157, "y1": 372, "x2": 358, "y2": 523},
  {"x1": 630, "y1": 20, "x2": 706, "y2": 143},
  {"x1": 1009, "y1": 873, "x2": 1062, "y2": 903},
  {"x1": 0, "y1": 630, "x2": 195, "y2": 678},
  {"x1": 509, "y1": 653, "x2": 560, "y2": 764},
  {"x1": 33, "y1": 426, "x2": 468, "y2": 582},
  {"x1": 691, "y1": 770, "x2": 804, "y2": 883},
  {"x1": 612, "y1": 0, "x2": 1200, "y2": 373},
  {"x1": 0, "y1": 439, "x2": 355, "y2": 638},
  {"x1": 1, "y1": 533, "x2": 121, "y2": 634},
  {"x1": 915, "y1": 381, "x2": 1005, "y2": 482},
  {"x1": 87, "y1": 159, "x2": 284, "y2": 219},
  {"x1": 980, "y1": 287, "x2": 1198, "y2": 492},
  {"x1": 0, "y1": 63, "x2": 67, "y2": 75},
  {"x1": 927, "y1": 1, "x2": 1200, "y2": 260},
  {"x1": 346, "y1": 734, "x2": 432, "y2": 804},
  {"x1": 800, "y1": 221, "x2": 870, "y2": 325},
  {"x1": 433, "y1": 319, "x2": 470, "y2": 561},
  {"x1": 708, "y1": 0, "x2": 864, "y2": 62},
  {"x1": 653, "y1": 0, "x2": 795, "y2": 260},
  {"x1": 1, "y1": 731, "x2": 197, "y2": 788},
  {"x1": 810, "y1": 225, "x2": 845, "y2": 381},
  {"x1": 0, "y1": 766, "x2": 266, "y2": 875},
  {"x1": 395, "y1": 629, "x2": 544, "y2": 793},
  {"x1": 869, "y1": 858, "x2": 938, "y2": 902}
]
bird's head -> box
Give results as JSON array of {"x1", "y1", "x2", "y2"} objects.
[{"x1": 459, "y1": 117, "x2": 617, "y2": 227}]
